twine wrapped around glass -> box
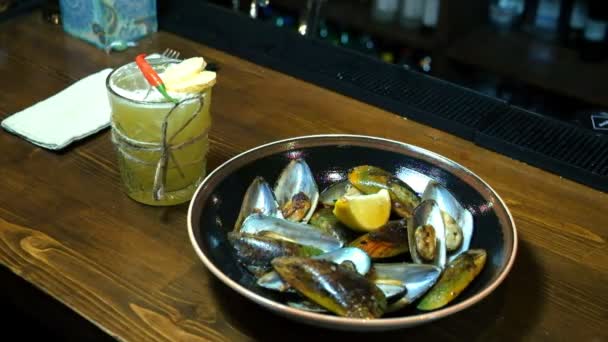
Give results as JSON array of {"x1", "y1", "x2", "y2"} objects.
[{"x1": 106, "y1": 59, "x2": 213, "y2": 206}]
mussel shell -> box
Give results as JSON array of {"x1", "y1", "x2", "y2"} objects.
[
  {"x1": 407, "y1": 200, "x2": 447, "y2": 269},
  {"x1": 417, "y1": 249, "x2": 487, "y2": 311},
  {"x1": 257, "y1": 247, "x2": 371, "y2": 292},
  {"x1": 348, "y1": 219, "x2": 409, "y2": 259},
  {"x1": 375, "y1": 283, "x2": 408, "y2": 300},
  {"x1": 257, "y1": 270, "x2": 292, "y2": 292},
  {"x1": 227, "y1": 232, "x2": 322, "y2": 277},
  {"x1": 272, "y1": 257, "x2": 387, "y2": 319},
  {"x1": 315, "y1": 247, "x2": 372, "y2": 275},
  {"x1": 348, "y1": 165, "x2": 420, "y2": 218},
  {"x1": 286, "y1": 281, "x2": 405, "y2": 305},
  {"x1": 309, "y1": 208, "x2": 354, "y2": 245},
  {"x1": 319, "y1": 180, "x2": 361, "y2": 207},
  {"x1": 234, "y1": 177, "x2": 282, "y2": 231},
  {"x1": 370, "y1": 263, "x2": 442, "y2": 312},
  {"x1": 422, "y1": 181, "x2": 473, "y2": 261},
  {"x1": 287, "y1": 300, "x2": 327, "y2": 313},
  {"x1": 240, "y1": 214, "x2": 343, "y2": 252},
  {"x1": 288, "y1": 287, "x2": 404, "y2": 314},
  {"x1": 274, "y1": 159, "x2": 319, "y2": 223}
]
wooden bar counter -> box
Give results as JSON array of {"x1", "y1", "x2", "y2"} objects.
[{"x1": 0, "y1": 12, "x2": 606, "y2": 342}]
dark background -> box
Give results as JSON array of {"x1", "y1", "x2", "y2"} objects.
[{"x1": 206, "y1": 0, "x2": 608, "y2": 133}]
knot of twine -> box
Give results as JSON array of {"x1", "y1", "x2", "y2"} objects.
[{"x1": 111, "y1": 94, "x2": 208, "y2": 201}]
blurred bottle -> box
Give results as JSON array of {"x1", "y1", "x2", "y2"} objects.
[
  {"x1": 274, "y1": 14, "x2": 295, "y2": 29},
  {"x1": 396, "y1": 47, "x2": 414, "y2": 69},
  {"x1": 338, "y1": 30, "x2": 353, "y2": 48},
  {"x1": 297, "y1": 0, "x2": 326, "y2": 37},
  {"x1": 357, "y1": 34, "x2": 377, "y2": 55},
  {"x1": 422, "y1": 0, "x2": 440, "y2": 32},
  {"x1": 318, "y1": 20, "x2": 341, "y2": 45},
  {"x1": 0, "y1": 0, "x2": 14, "y2": 14},
  {"x1": 380, "y1": 50, "x2": 395, "y2": 63},
  {"x1": 317, "y1": 20, "x2": 331, "y2": 39},
  {"x1": 371, "y1": 0, "x2": 399, "y2": 23},
  {"x1": 566, "y1": 0, "x2": 588, "y2": 48},
  {"x1": 489, "y1": 0, "x2": 525, "y2": 32},
  {"x1": 399, "y1": 0, "x2": 424, "y2": 29},
  {"x1": 42, "y1": 0, "x2": 61, "y2": 25},
  {"x1": 258, "y1": 3, "x2": 274, "y2": 20},
  {"x1": 417, "y1": 54, "x2": 432, "y2": 73},
  {"x1": 530, "y1": 0, "x2": 563, "y2": 40},
  {"x1": 580, "y1": 0, "x2": 608, "y2": 62}
]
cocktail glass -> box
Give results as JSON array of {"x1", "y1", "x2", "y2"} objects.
[{"x1": 106, "y1": 59, "x2": 212, "y2": 206}]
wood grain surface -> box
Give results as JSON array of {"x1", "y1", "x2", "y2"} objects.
[{"x1": 0, "y1": 12, "x2": 607, "y2": 342}]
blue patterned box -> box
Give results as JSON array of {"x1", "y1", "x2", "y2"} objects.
[{"x1": 59, "y1": 0, "x2": 157, "y2": 49}]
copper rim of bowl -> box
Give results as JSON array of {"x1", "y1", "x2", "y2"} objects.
[{"x1": 187, "y1": 134, "x2": 518, "y2": 330}]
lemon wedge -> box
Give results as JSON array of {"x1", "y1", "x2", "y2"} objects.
[{"x1": 333, "y1": 189, "x2": 391, "y2": 232}]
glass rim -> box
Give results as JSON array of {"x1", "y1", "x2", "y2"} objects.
[{"x1": 105, "y1": 58, "x2": 207, "y2": 106}]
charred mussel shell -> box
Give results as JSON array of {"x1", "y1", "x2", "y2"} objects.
[
  {"x1": 348, "y1": 219, "x2": 409, "y2": 259},
  {"x1": 272, "y1": 257, "x2": 387, "y2": 319},
  {"x1": 417, "y1": 249, "x2": 487, "y2": 311},
  {"x1": 257, "y1": 247, "x2": 371, "y2": 292},
  {"x1": 227, "y1": 232, "x2": 322, "y2": 277}
]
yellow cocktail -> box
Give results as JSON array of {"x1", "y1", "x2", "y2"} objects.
[{"x1": 106, "y1": 58, "x2": 214, "y2": 205}]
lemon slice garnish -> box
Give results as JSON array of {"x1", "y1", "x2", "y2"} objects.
[
  {"x1": 161, "y1": 57, "x2": 206, "y2": 84},
  {"x1": 333, "y1": 189, "x2": 391, "y2": 232},
  {"x1": 160, "y1": 57, "x2": 216, "y2": 94},
  {"x1": 165, "y1": 71, "x2": 216, "y2": 93}
]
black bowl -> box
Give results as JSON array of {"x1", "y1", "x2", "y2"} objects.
[{"x1": 187, "y1": 135, "x2": 517, "y2": 331}]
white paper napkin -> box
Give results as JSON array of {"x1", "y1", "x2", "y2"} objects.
[{"x1": 1, "y1": 68, "x2": 114, "y2": 150}]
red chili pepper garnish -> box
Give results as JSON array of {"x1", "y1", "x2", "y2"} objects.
[{"x1": 135, "y1": 53, "x2": 177, "y2": 103}]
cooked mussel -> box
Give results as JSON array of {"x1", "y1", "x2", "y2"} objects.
[
  {"x1": 414, "y1": 224, "x2": 437, "y2": 261},
  {"x1": 369, "y1": 263, "x2": 442, "y2": 312},
  {"x1": 309, "y1": 208, "x2": 354, "y2": 245},
  {"x1": 231, "y1": 161, "x2": 485, "y2": 319},
  {"x1": 422, "y1": 181, "x2": 473, "y2": 260},
  {"x1": 319, "y1": 180, "x2": 362, "y2": 207},
  {"x1": 257, "y1": 247, "x2": 371, "y2": 292},
  {"x1": 407, "y1": 200, "x2": 447, "y2": 269},
  {"x1": 234, "y1": 176, "x2": 282, "y2": 231},
  {"x1": 348, "y1": 219, "x2": 409, "y2": 259},
  {"x1": 348, "y1": 165, "x2": 420, "y2": 218},
  {"x1": 417, "y1": 249, "x2": 487, "y2": 311},
  {"x1": 272, "y1": 257, "x2": 387, "y2": 319},
  {"x1": 288, "y1": 283, "x2": 406, "y2": 314},
  {"x1": 240, "y1": 214, "x2": 343, "y2": 253},
  {"x1": 227, "y1": 232, "x2": 322, "y2": 277},
  {"x1": 274, "y1": 159, "x2": 319, "y2": 223},
  {"x1": 287, "y1": 300, "x2": 327, "y2": 313},
  {"x1": 375, "y1": 283, "x2": 408, "y2": 301}
]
